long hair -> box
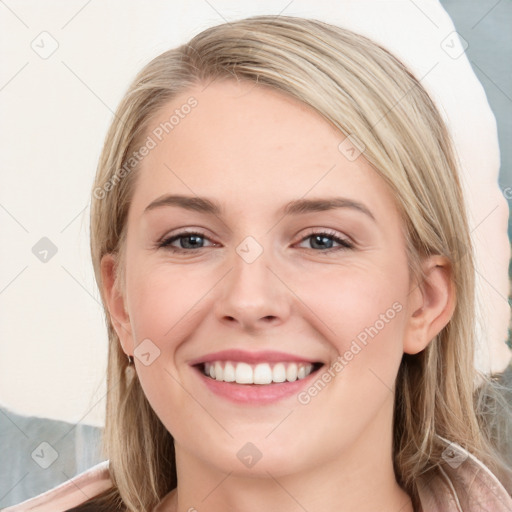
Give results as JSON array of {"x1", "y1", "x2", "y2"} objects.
[{"x1": 88, "y1": 15, "x2": 512, "y2": 511}]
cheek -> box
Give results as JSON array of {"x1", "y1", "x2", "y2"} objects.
[
  {"x1": 126, "y1": 261, "x2": 214, "y2": 349},
  {"x1": 125, "y1": 265, "x2": 207, "y2": 426},
  {"x1": 294, "y1": 259, "x2": 407, "y2": 345},
  {"x1": 295, "y1": 261, "x2": 408, "y2": 398},
  {"x1": 290, "y1": 274, "x2": 407, "y2": 448}
]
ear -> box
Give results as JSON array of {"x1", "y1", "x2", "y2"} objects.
[
  {"x1": 100, "y1": 253, "x2": 134, "y2": 356},
  {"x1": 403, "y1": 255, "x2": 456, "y2": 355}
]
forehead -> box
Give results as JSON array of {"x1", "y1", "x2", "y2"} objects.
[{"x1": 128, "y1": 79, "x2": 399, "y2": 222}]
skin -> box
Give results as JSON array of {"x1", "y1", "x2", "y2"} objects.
[{"x1": 101, "y1": 79, "x2": 455, "y2": 512}]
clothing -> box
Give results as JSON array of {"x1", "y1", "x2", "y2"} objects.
[
  {"x1": 1, "y1": 460, "x2": 111, "y2": 512},
  {"x1": 416, "y1": 436, "x2": 512, "y2": 511},
  {"x1": 3, "y1": 438, "x2": 512, "y2": 512}
]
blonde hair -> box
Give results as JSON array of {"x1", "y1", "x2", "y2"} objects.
[{"x1": 89, "y1": 15, "x2": 512, "y2": 511}]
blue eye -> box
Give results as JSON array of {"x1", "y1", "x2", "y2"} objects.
[
  {"x1": 298, "y1": 230, "x2": 354, "y2": 252},
  {"x1": 158, "y1": 229, "x2": 353, "y2": 253},
  {"x1": 158, "y1": 232, "x2": 213, "y2": 251}
]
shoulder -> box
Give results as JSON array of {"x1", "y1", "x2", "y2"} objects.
[
  {"x1": 1, "y1": 461, "x2": 112, "y2": 512},
  {"x1": 417, "y1": 435, "x2": 512, "y2": 511}
]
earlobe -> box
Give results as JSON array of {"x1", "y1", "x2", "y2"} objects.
[
  {"x1": 403, "y1": 255, "x2": 456, "y2": 355},
  {"x1": 100, "y1": 253, "x2": 134, "y2": 356}
]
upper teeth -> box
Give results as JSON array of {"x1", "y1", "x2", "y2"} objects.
[{"x1": 204, "y1": 361, "x2": 315, "y2": 385}]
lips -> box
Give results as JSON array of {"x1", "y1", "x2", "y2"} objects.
[
  {"x1": 188, "y1": 349, "x2": 323, "y2": 366},
  {"x1": 188, "y1": 349, "x2": 325, "y2": 404}
]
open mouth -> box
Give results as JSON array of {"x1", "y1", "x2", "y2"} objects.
[{"x1": 194, "y1": 361, "x2": 324, "y2": 385}]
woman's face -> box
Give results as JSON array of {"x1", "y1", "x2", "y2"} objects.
[{"x1": 106, "y1": 79, "x2": 425, "y2": 478}]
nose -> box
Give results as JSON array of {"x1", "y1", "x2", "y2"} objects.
[{"x1": 214, "y1": 247, "x2": 291, "y2": 332}]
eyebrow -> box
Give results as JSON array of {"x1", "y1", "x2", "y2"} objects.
[{"x1": 144, "y1": 194, "x2": 376, "y2": 222}]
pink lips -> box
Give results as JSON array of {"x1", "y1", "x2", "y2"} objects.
[
  {"x1": 188, "y1": 349, "x2": 319, "y2": 366},
  {"x1": 194, "y1": 365, "x2": 321, "y2": 404}
]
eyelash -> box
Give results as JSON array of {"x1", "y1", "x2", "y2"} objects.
[{"x1": 157, "y1": 229, "x2": 354, "y2": 253}]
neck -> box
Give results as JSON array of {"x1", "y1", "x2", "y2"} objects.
[{"x1": 168, "y1": 459, "x2": 413, "y2": 512}]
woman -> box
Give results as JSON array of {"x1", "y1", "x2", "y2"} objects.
[{"x1": 6, "y1": 14, "x2": 512, "y2": 512}]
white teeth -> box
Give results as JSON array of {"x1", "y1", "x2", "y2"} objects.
[
  {"x1": 253, "y1": 363, "x2": 272, "y2": 384},
  {"x1": 272, "y1": 363, "x2": 287, "y2": 383},
  {"x1": 235, "y1": 362, "x2": 253, "y2": 384},
  {"x1": 202, "y1": 361, "x2": 316, "y2": 385},
  {"x1": 215, "y1": 361, "x2": 223, "y2": 381},
  {"x1": 286, "y1": 364, "x2": 298, "y2": 382},
  {"x1": 223, "y1": 361, "x2": 236, "y2": 382}
]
